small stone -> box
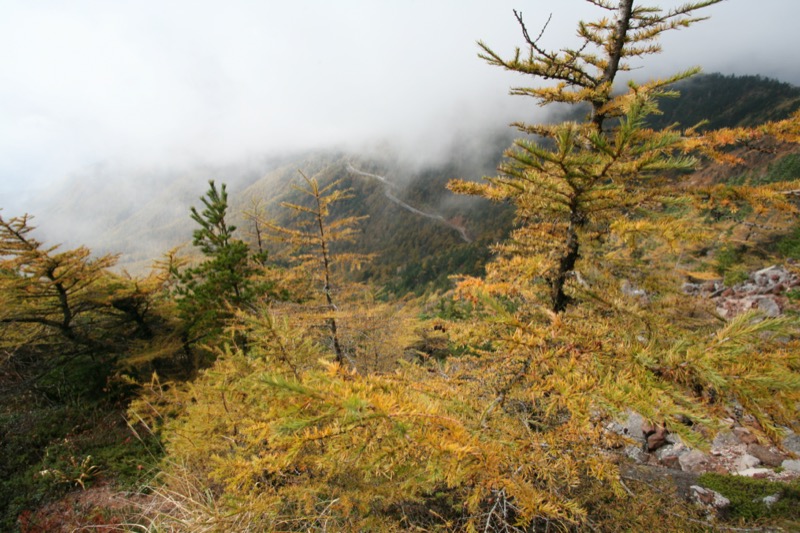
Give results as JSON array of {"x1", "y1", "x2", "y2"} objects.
[
  {"x1": 656, "y1": 443, "x2": 687, "y2": 460},
  {"x1": 691, "y1": 486, "x2": 730, "y2": 510},
  {"x1": 682, "y1": 282, "x2": 701, "y2": 295},
  {"x1": 623, "y1": 412, "x2": 646, "y2": 444},
  {"x1": 783, "y1": 433, "x2": 800, "y2": 455},
  {"x1": 747, "y1": 444, "x2": 786, "y2": 467},
  {"x1": 734, "y1": 454, "x2": 761, "y2": 472},
  {"x1": 755, "y1": 296, "x2": 781, "y2": 317},
  {"x1": 646, "y1": 425, "x2": 668, "y2": 452},
  {"x1": 661, "y1": 455, "x2": 682, "y2": 470},
  {"x1": 713, "y1": 430, "x2": 740, "y2": 449},
  {"x1": 762, "y1": 494, "x2": 781, "y2": 507},
  {"x1": 753, "y1": 265, "x2": 780, "y2": 285},
  {"x1": 656, "y1": 443, "x2": 688, "y2": 470},
  {"x1": 781, "y1": 459, "x2": 800, "y2": 472},
  {"x1": 735, "y1": 468, "x2": 772, "y2": 478},
  {"x1": 679, "y1": 450, "x2": 709, "y2": 474},
  {"x1": 624, "y1": 445, "x2": 648, "y2": 464}
]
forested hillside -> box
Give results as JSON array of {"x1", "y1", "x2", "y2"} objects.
[
  {"x1": 28, "y1": 73, "x2": 800, "y2": 295},
  {"x1": 3, "y1": 1, "x2": 800, "y2": 532},
  {"x1": 650, "y1": 73, "x2": 800, "y2": 131}
]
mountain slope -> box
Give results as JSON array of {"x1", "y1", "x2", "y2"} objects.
[
  {"x1": 651, "y1": 73, "x2": 800, "y2": 131},
  {"x1": 20, "y1": 73, "x2": 800, "y2": 294}
]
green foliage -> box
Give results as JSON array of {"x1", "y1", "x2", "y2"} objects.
[
  {"x1": 384, "y1": 241, "x2": 495, "y2": 296},
  {"x1": 174, "y1": 180, "x2": 275, "y2": 363},
  {"x1": 648, "y1": 73, "x2": 800, "y2": 131},
  {"x1": 0, "y1": 397, "x2": 162, "y2": 532},
  {"x1": 715, "y1": 244, "x2": 742, "y2": 275},
  {"x1": 699, "y1": 473, "x2": 800, "y2": 522},
  {"x1": 715, "y1": 244, "x2": 750, "y2": 285},
  {"x1": 177, "y1": 180, "x2": 253, "y2": 318},
  {"x1": 778, "y1": 224, "x2": 800, "y2": 260},
  {"x1": 730, "y1": 152, "x2": 800, "y2": 188},
  {"x1": 767, "y1": 153, "x2": 800, "y2": 183}
]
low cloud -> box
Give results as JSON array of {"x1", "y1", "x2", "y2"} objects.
[{"x1": 1, "y1": 1, "x2": 798, "y2": 217}]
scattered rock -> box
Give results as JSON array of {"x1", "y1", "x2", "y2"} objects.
[
  {"x1": 712, "y1": 431, "x2": 740, "y2": 449},
  {"x1": 717, "y1": 295, "x2": 783, "y2": 319},
  {"x1": 762, "y1": 493, "x2": 781, "y2": 507},
  {"x1": 686, "y1": 264, "x2": 799, "y2": 319},
  {"x1": 656, "y1": 443, "x2": 687, "y2": 460},
  {"x1": 644, "y1": 422, "x2": 668, "y2": 452},
  {"x1": 734, "y1": 454, "x2": 761, "y2": 472},
  {"x1": 656, "y1": 443, "x2": 689, "y2": 470},
  {"x1": 783, "y1": 432, "x2": 800, "y2": 455},
  {"x1": 755, "y1": 296, "x2": 782, "y2": 317},
  {"x1": 781, "y1": 459, "x2": 800, "y2": 472},
  {"x1": 625, "y1": 445, "x2": 648, "y2": 464},
  {"x1": 621, "y1": 462, "x2": 699, "y2": 501},
  {"x1": 690, "y1": 485, "x2": 730, "y2": 511},
  {"x1": 747, "y1": 444, "x2": 786, "y2": 467},
  {"x1": 735, "y1": 468, "x2": 773, "y2": 478},
  {"x1": 660, "y1": 455, "x2": 682, "y2": 470},
  {"x1": 752, "y1": 266, "x2": 787, "y2": 288},
  {"x1": 679, "y1": 450, "x2": 709, "y2": 474},
  {"x1": 682, "y1": 280, "x2": 722, "y2": 296},
  {"x1": 665, "y1": 432, "x2": 684, "y2": 446},
  {"x1": 623, "y1": 411, "x2": 646, "y2": 444}
]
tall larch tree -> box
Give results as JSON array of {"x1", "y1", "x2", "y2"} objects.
[
  {"x1": 263, "y1": 171, "x2": 370, "y2": 366},
  {"x1": 447, "y1": 0, "x2": 800, "y2": 446},
  {"x1": 451, "y1": 0, "x2": 731, "y2": 313}
]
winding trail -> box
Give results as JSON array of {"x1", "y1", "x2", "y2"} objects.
[{"x1": 347, "y1": 164, "x2": 471, "y2": 243}]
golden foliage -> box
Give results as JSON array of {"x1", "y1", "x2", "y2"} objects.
[{"x1": 129, "y1": 3, "x2": 800, "y2": 531}]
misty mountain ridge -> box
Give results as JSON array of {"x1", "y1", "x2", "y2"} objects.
[{"x1": 22, "y1": 72, "x2": 800, "y2": 294}]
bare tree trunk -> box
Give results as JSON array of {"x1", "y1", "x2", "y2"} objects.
[
  {"x1": 314, "y1": 187, "x2": 345, "y2": 365},
  {"x1": 591, "y1": 0, "x2": 634, "y2": 131}
]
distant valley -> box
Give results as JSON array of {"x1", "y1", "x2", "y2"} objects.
[{"x1": 24, "y1": 73, "x2": 800, "y2": 295}]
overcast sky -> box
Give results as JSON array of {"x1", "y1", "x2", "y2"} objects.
[{"x1": 1, "y1": 0, "x2": 798, "y2": 214}]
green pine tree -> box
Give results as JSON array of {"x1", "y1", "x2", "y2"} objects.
[{"x1": 175, "y1": 181, "x2": 272, "y2": 363}]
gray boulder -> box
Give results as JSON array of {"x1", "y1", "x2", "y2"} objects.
[
  {"x1": 747, "y1": 444, "x2": 785, "y2": 467},
  {"x1": 679, "y1": 450, "x2": 709, "y2": 474},
  {"x1": 691, "y1": 485, "x2": 730, "y2": 512},
  {"x1": 781, "y1": 459, "x2": 800, "y2": 472}
]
